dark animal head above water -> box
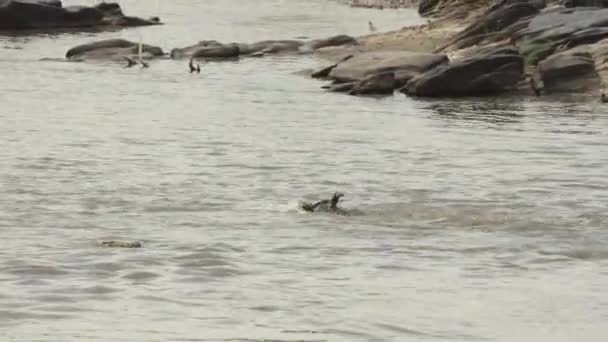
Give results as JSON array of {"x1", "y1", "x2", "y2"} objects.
[
  {"x1": 331, "y1": 192, "x2": 344, "y2": 209},
  {"x1": 301, "y1": 192, "x2": 345, "y2": 213}
]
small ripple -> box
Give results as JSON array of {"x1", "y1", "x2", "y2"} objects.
[
  {"x1": 123, "y1": 271, "x2": 161, "y2": 281},
  {"x1": 7, "y1": 265, "x2": 68, "y2": 277},
  {"x1": 539, "y1": 248, "x2": 608, "y2": 261},
  {"x1": 80, "y1": 285, "x2": 119, "y2": 295}
]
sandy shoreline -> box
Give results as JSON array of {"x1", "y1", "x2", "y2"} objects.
[{"x1": 316, "y1": 20, "x2": 461, "y2": 62}]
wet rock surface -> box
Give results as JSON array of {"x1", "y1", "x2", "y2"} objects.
[
  {"x1": 403, "y1": 45, "x2": 524, "y2": 97},
  {"x1": 66, "y1": 39, "x2": 165, "y2": 61},
  {"x1": 349, "y1": 71, "x2": 396, "y2": 95},
  {"x1": 327, "y1": 50, "x2": 448, "y2": 84},
  {"x1": 0, "y1": 0, "x2": 161, "y2": 31},
  {"x1": 171, "y1": 35, "x2": 356, "y2": 60},
  {"x1": 538, "y1": 49, "x2": 600, "y2": 92}
]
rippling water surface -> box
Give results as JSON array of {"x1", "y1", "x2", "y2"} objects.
[{"x1": 1, "y1": 1, "x2": 607, "y2": 341}]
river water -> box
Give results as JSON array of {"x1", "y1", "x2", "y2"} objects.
[{"x1": 1, "y1": 1, "x2": 607, "y2": 341}]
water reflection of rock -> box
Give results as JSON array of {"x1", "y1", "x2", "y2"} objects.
[{"x1": 424, "y1": 100, "x2": 525, "y2": 125}]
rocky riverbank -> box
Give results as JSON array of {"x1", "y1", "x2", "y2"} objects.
[
  {"x1": 5, "y1": 0, "x2": 607, "y2": 101},
  {"x1": 314, "y1": 0, "x2": 608, "y2": 99}
]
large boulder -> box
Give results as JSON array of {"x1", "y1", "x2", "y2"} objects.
[
  {"x1": 441, "y1": 2, "x2": 540, "y2": 51},
  {"x1": 513, "y1": 8, "x2": 608, "y2": 65},
  {"x1": 402, "y1": 45, "x2": 524, "y2": 97},
  {"x1": 538, "y1": 49, "x2": 601, "y2": 92},
  {"x1": 349, "y1": 71, "x2": 396, "y2": 95},
  {"x1": 65, "y1": 39, "x2": 164, "y2": 60},
  {"x1": 328, "y1": 50, "x2": 448, "y2": 87},
  {"x1": 299, "y1": 34, "x2": 357, "y2": 52},
  {"x1": 193, "y1": 43, "x2": 240, "y2": 59},
  {"x1": 0, "y1": 0, "x2": 161, "y2": 31}
]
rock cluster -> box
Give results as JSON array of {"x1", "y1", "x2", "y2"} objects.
[{"x1": 0, "y1": 0, "x2": 161, "y2": 31}]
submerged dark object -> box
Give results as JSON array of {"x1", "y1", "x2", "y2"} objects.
[
  {"x1": 98, "y1": 240, "x2": 142, "y2": 248},
  {"x1": 301, "y1": 192, "x2": 345, "y2": 214}
]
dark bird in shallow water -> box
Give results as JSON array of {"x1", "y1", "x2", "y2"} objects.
[
  {"x1": 302, "y1": 192, "x2": 345, "y2": 214},
  {"x1": 601, "y1": 92, "x2": 608, "y2": 103},
  {"x1": 189, "y1": 57, "x2": 201, "y2": 74}
]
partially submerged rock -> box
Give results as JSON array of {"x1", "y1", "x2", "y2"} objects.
[
  {"x1": 403, "y1": 45, "x2": 524, "y2": 97},
  {"x1": 311, "y1": 54, "x2": 353, "y2": 79},
  {"x1": 192, "y1": 43, "x2": 240, "y2": 59},
  {"x1": 170, "y1": 35, "x2": 356, "y2": 60},
  {"x1": 315, "y1": 50, "x2": 448, "y2": 95},
  {"x1": 538, "y1": 49, "x2": 600, "y2": 92},
  {"x1": 328, "y1": 50, "x2": 448, "y2": 85},
  {"x1": 349, "y1": 71, "x2": 396, "y2": 95},
  {"x1": 65, "y1": 39, "x2": 164, "y2": 61},
  {"x1": 98, "y1": 240, "x2": 142, "y2": 248},
  {"x1": 0, "y1": 0, "x2": 161, "y2": 31},
  {"x1": 300, "y1": 34, "x2": 358, "y2": 52}
]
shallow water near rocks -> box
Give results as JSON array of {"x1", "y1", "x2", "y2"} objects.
[{"x1": 1, "y1": 1, "x2": 607, "y2": 341}]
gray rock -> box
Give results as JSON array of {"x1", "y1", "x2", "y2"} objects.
[
  {"x1": 169, "y1": 40, "x2": 222, "y2": 59},
  {"x1": 441, "y1": 3, "x2": 540, "y2": 51},
  {"x1": 171, "y1": 40, "x2": 302, "y2": 59},
  {"x1": 192, "y1": 43, "x2": 240, "y2": 59},
  {"x1": 403, "y1": 45, "x2": 524, "y2": 97},
  {"x1": 328, "y1": 50, "x2": 448, "y2": 87},
  {"x1": 311, "y1": 55, "x2": 354, "y2": 79},
  {"x1": 171, "y1": 35, "x2": 356, "y2": 60},
  {"x1": 65, "y1": 39, "x2": 164, "y2": 60},
  {"x1": 538, "y1": 49, "x2": 600, "y2": 92},
  {"x1": 349, "y1": 71, "x2": 396, "y2": 95},
  {"x1": 324, "y1": 82, "x2": 356, "y2": 92},
  {"x1": 0, "y1": 0, "x2": 161, "y2": 30},
  {"x1": 300, "y1": 34, "x2": 357, "y2": 52},
  {"x1": 514, "y1": 8, "x2": 608, "y2": 64}
]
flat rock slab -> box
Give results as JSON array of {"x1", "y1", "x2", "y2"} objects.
[
  {"x1": 0, "y1": 0, "x2": 161, "y2": 31},
  {"x1": 66, "y1": 39, "x2": 164, "y2": 60},
  {"x1": 514, "y1": 8, "x2": 608, "y2": 64},
  {"x1": 170, "y1": 35, "x2": 356, "y2": 60},
  {"x1": 328, "y1": 50, "x2": 448, "y2": 83}
]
